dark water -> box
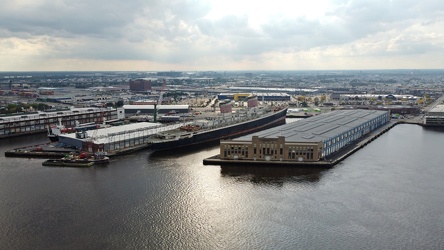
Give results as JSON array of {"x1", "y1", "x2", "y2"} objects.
[{"x1": 1, "y1": 124, "x2": 443, "y2": 249}]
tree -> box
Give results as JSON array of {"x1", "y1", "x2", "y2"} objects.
[
  {"x1": 7, "y1": 104, "x2": 17, "y2": 113},
  {"x1": 116, "y1": 100, "x2": 124, "y2": 107},
  {"x1": 314, "y1": 97, "x2": 319, "y2": 106},
  {"x1": 320, "y1": 95, "x2": 327, "y2": 103}
]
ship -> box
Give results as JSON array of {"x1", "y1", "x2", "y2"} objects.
[{"x1": 147, "y1": 106, "x2": 288, "y2": 152}]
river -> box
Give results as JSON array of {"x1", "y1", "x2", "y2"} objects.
[{"x1": 0, "y1": 124, "x2": 443, "y2": 249}]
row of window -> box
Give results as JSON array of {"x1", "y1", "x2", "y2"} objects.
[
  {"x1": 0, "y1": 115, "x2": 115, "y2": 134},
  {"x1": 323, "y1": 113, "x2": 389, "y2": 157}
]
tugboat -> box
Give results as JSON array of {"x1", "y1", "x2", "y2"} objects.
[{"x1": 42, "y1": 152, "x2": 110, "y2": 167}]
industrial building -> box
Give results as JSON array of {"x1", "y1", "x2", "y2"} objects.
[
  {"x1": 123, "y1": 105, "x2": 190, "y2": 118},
  {"x1": 218, "y1": 93, "x2": 291, "y2": 102},
  {"x1": 0, "y1": 107, "x2": 120, "y2": 138},
  {"x1": 129, "y1": 79, "x2": 152, "y2": 92},
  {"x1": 219, "y1": 109, "x2": 390, "y2": 162},
  {"x1": 57, "y1": 122, "x2": 169, "y2": 153},
  {"x1": 425, "y1": 104, "x2": 444, "y2": 126}
]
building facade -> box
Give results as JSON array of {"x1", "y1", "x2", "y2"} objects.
[
  {"x1": 123, "y1": 104, "x2": 190, "y2": 118},
  {"x1": 425, "y1": 104, "x2": 444, "y2": 126},
  {"x1": 129, "y1": 79, "x2": 152, "y2": 92},
  {"x1": 218, "y1": 93, "x2": 291, "y2": 102},
  {"x1": 220, "y1": 109, "x2": 390, "y2": 162},
  {"x1": 0, "y1": 108, "x2": 118, "y2": 138}
]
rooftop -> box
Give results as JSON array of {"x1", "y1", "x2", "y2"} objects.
[
  {"x1": 429, "y1": 104, "x2": 444, "y2": 114},
  {"x1": 233, "y1": 109, "x2": 389, "y2": 143}
]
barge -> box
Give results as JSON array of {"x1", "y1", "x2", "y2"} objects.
[
  {"x1": 42, "y1": 153, "x2": 110, "y2": 167},
  {"x1": 148, "y1": 107, "x2": 288, "y2": 151}
]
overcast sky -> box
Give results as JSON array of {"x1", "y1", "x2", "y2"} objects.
[{"x1": 1, "y1": 0, "x2": 443, "y2": 71}]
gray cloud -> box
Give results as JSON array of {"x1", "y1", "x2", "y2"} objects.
[{"x1": 1, "y1": 0, "x2": 443, "y2": 70}]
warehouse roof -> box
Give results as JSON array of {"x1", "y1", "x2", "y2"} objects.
[
  {"x1": 428, "y1": 104, "x2": 444, "y2": 115},
  {"x1": 123, "y1": 104, "x2": 189, "y2": 110},
  {"x1": 60, "y1": 121, "x2": 193, "y2": 144},
  {"x1": 233, "y1": 109, "x2": 389, "y2": 143}
]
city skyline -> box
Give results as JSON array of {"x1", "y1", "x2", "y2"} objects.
[{"x1": 1, "y1": 0, "x2": 444, "y2": 71}]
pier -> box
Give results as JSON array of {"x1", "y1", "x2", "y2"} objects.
[
  {"x1": 203, "y1": 119, "x2": 413, "y2": 168},
  {"x1": 1, "y1": 116, "x2": 434, "y2": 161}
]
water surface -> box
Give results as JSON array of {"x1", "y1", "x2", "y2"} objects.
[{"x1": 0, "y1": 124, "x2": 443, "y2": 249}]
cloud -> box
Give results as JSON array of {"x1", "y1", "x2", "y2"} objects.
[{"x1": 0, "y1": 0, "x2": 443, "y2": 70}]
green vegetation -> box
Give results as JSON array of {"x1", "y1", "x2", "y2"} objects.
[{"x1": 0, "y1": 102, "x2": 51, "y2": 114}]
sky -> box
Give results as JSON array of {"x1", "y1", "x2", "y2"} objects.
[{"x1": 1, "y1": 0, "x2": 443, "y2": 71}]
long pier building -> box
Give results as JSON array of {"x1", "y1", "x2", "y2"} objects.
[
  {"x1": 0, "y1": 108, "x2": 120, "y2": 139},
  {"x1": 219, "y1": 109, "x2": 390, "y2": 163}
]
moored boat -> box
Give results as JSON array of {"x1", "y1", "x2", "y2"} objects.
[
  {"x1": 148, "y1": 106, "x2": 288, "y2": 152},
  {"x1": 42, "y1": 152, "x2": 110, "y2": 167}
]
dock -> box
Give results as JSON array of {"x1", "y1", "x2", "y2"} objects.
[
  {"x1": 2, "y1": 117, "x2": 434, "y2": 161},
  {"x1": 203, "y1": 120, "x2": 403, "y2": 168}
]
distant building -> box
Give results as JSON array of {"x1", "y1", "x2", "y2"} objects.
[
  {"x1": 353, "y1": 105, "x2": 421, "y2": 115},
  {"x1": 156, "y1": 71, "x2": 182, "y2": 77},
  {"x1": 123, "y1": 105, "x2": 190, "y2": 118},
  {"x1": 425, "y1": 104, "x2": 444, "y2": 126},
  {"x1": 129, "y1": 79, "x2": 152, "y2": 92},
  {"x1": 219, "y1": 109, "x2": 390, "y2": 162},
  {"x1": 217, "y1": 93, "x2": 290, "y2": 102}
]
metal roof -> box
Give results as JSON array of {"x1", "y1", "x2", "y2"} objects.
[
  {"x1": 428, "y1": 104, "x2": 444, "y2": 115},
  {"x1": 0, "y1": 107, "x2": 112, "y2": 123},
  {"x1": 60, "y1": 121, "x2": 195, "y2": 144},
  {"x1": 233, "y1": 109, "x2": 389, "y2": 143},
  {"x1": 123, "y1": 104, "x2": 189, "y2": 109}
]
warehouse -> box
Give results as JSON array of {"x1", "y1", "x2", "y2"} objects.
[
  {"x1": 219, "y1": 109, "x2": 390, "y2": 162},
  {"x1": 424, "y1": 104, "x2": 444, "y2": 126},
  {"x1": 123, "y1": 104, "x2": 190, "y2": 118},
  {"x1": 217, "y1": 93, "x2": 290, "y2": 102}
]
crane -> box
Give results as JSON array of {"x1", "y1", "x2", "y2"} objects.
[{"x1": 153, "y1": 79, "x2": 167, "y2": 123}]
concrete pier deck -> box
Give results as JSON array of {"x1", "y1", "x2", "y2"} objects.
[{"x1": 203, "y1": 120, "x2": 402, "y2": 168}]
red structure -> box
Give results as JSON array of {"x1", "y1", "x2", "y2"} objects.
[
  {"x1": 220, "y1": 103, "x2": 232, "y2": 113},
  {"x1": 247, "y1": 97, "x2": 258, "y2": 108}
]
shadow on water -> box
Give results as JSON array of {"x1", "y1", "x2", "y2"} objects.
[
  {"x1": 422, "y1": 126, "x2": 444, "y2": 132},
  {"x1": 220, "y1": 165, "x2": 328, "y2": 187},
  {"x1": 148, "y1": 141, "x2": 220, "y2": 158},
  {"x1": 0, "y1": 133, "x2": 48, "y2": 153}
]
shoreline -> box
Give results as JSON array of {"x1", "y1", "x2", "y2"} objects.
[{"x1": 3, "y1": 119, "x2": 439, "y2": 161}]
